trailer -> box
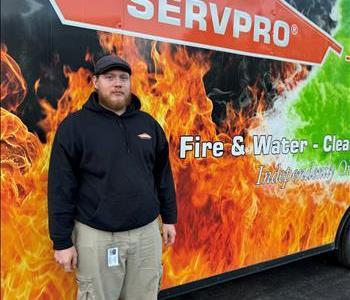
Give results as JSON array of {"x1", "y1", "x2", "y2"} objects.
[{"x1": 1, "y1": 0, "x2": 349, "y2": 299}]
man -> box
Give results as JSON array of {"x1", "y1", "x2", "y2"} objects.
[{"x1": 48, "y1": 54, "x2": 177, "y2": 300}]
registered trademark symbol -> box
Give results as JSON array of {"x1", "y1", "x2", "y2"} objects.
[{"x1": 291, "y1": 24, "x2": 298, "y2": 35}]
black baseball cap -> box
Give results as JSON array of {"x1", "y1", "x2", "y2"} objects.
[{"x1": 94, "y1": 54, "x2": 132, "y2": 75}]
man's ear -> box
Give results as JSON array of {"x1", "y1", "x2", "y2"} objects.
[{"x1": 92, "y1": 75, "x2": 98, "y2": 90}]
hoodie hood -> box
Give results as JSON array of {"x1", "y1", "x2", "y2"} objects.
[{"x1": 83, "y1": 91, "x2": 141, "y2": 118}]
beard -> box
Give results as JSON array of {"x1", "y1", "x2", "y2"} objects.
[{"x1": 98, "y1": 91, "x2": 132, "y2": 112}]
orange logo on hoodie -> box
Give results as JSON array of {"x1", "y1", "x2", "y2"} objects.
[{"x1": 138, "y1": 133, "x2": 152, "y2": 140}]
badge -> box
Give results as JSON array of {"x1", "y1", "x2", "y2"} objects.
[{"x1": 107, "y1": 247, "x2": 119, "y2": 267}]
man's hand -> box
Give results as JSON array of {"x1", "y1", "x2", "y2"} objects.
[
  {"x1": 162, "y1": 224, "x2": 176, "y2": 246},
  {"x1": 54, "y1": 246, "x2": 78, "y2": 272}
]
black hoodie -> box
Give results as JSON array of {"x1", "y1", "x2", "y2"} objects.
[{"x1": 48, "y1": 92, "x2": 177, "y2": 250}]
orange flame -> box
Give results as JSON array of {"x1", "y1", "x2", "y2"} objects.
[
  {"x1": 1, "y1": 54, "x2": 90, "y2": 299},
  {"x1": 1, "y1": 33, "x2": 349, "y2": 300},
  {"x1": 34, "y1": 79, "x2": 40, "y2": 94},
  {"x1": 1, "y1": 45, "x2": 27, "y2": 112},
  {"x1": 85, "y1": 50, "x2": 93, "y2": 63},
  {"x1": 38, "y1": 66, "x2": 93, "y2": 138}
]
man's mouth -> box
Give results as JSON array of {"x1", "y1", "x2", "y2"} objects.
[{"x1": 111, "y1": 91, "x2": 124, "y2": 96}]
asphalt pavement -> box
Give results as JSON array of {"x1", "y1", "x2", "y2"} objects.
[{"x1": 168, "y1": 252, "x2": 350, "y2": 300}]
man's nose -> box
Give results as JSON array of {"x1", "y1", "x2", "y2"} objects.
[{"x1": 113, "y1": 78, "x2": 123, "y2": 86}]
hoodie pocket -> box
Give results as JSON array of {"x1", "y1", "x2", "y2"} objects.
[{"x1": 89, "y1": 193, "x2": 158, "y2": 230}]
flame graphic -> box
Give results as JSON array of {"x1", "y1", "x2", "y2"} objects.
[
  {"x1": 1, "y1": 33, "x2": 349, "y2": 299},
  {"x1": 1, "y1": 45, "x2": 27, "y2": 112}
]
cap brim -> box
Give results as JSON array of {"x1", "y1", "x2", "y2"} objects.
[{"x1": 94, "y1": 63, "x2": 131, "y2": 75}]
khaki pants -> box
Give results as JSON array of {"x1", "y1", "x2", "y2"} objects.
[{"x1": 73, "y1": 219, "x2": 163, "y2": 300}]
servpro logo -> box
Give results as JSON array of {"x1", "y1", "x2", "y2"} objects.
[
  {"x1": 50, "y1": 0, "x2": 343, "y2": 65},
  {"x1": 128, "y1": 2, "x2": 292, "y2": 47}
]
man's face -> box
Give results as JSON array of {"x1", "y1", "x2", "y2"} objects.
[{"x1": 92, "y1": 69, "x2": 131, "y2": 111}]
